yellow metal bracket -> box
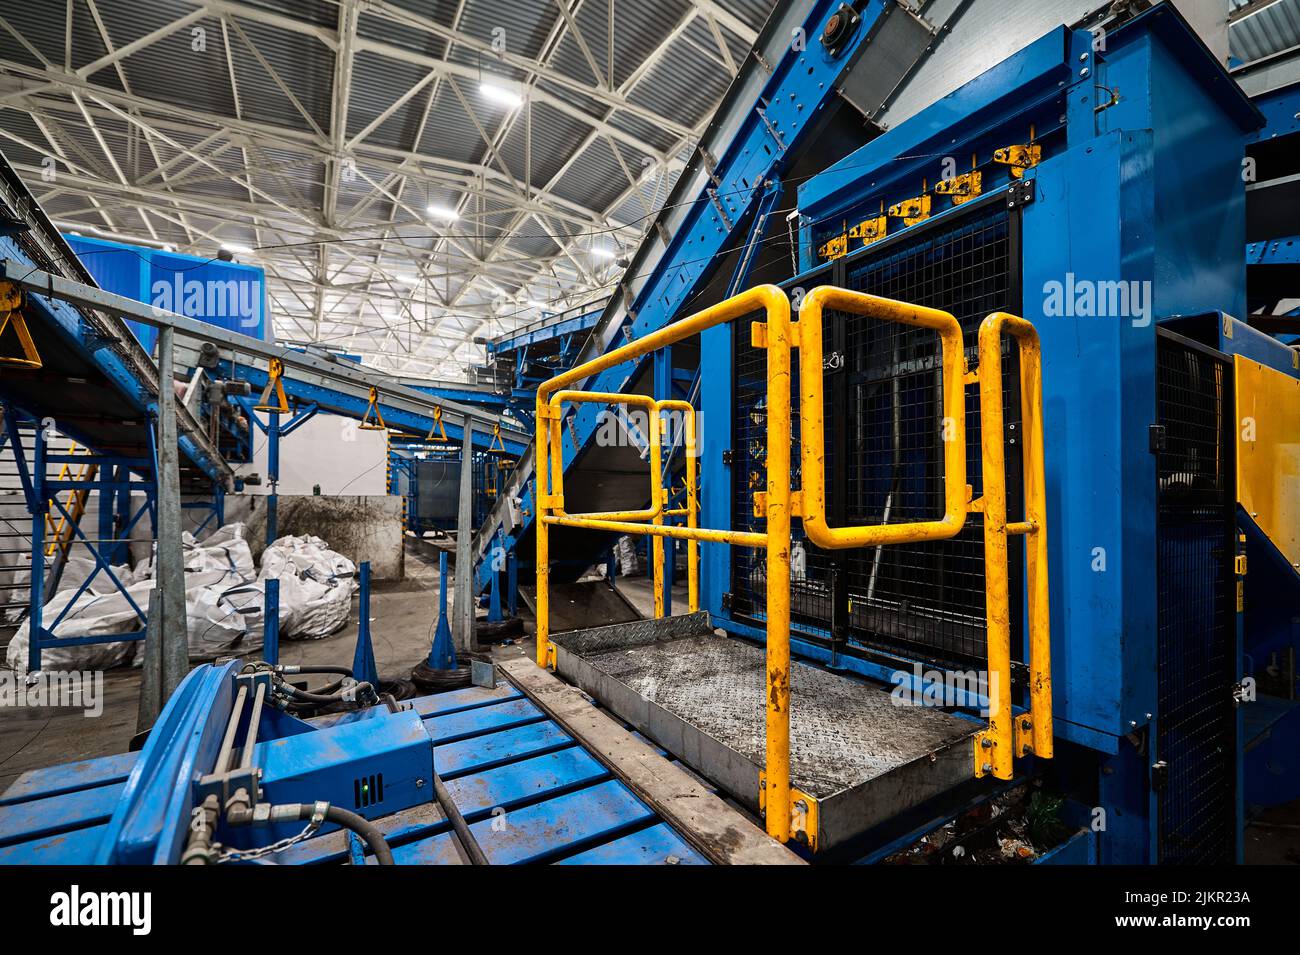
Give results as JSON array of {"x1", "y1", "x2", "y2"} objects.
[
  {"x1": 753, "y1": 489, "x2": 802, "y2": 519},
  {"x1": 752, "y1": 321, "x2": 800, "y2": 349},
  {"x1": 818, "y1": 232, "x2": 849, "y2": 261},
  {"x1": 0, "y1": 282, "x2": 42, "y2": 370},
  {"x1": 425, "y1": 405, "x2": 448, "y2": 443},
  {"x1": 993, "y1": 143, "x2": 1041, "y2": 179},
  {"x1": 973, "y1": 729, "x2": 1002, "y2": 778},
  {"x1": 849, "y1": 214, "x2": 887, "y2": 247},
  {"x1": 1234, "y1": 554, "x2": 1248, "y2": 576},
  {"x1": 888, "y1": 193, "x2": 931, "y2": 227},
  {"x1": 935, "y1": 169, "x2": 983, "y2": 205},
  {"x1": 759, "y1": 772, "x2": 820, "y2": 852},
  {"x1": 1013, "y1": 715, "x2": 1035, "y2": 758},
  {"x1": 488, "y1": 422, "x2": 508, "y2": 454},
  {"x1": 254, "y1": 357, "x2": 289, "y2": 413},
  {"x1": 359, "y1": 386, "x2": 388, "y2": 431}
]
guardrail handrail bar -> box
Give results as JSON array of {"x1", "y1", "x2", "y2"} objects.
[{"x1": 535, "y1": 284, "x2": 1053, "y2": 850}]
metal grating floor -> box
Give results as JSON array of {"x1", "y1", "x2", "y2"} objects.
[
  {"x1": 552, "y1": 614, "x2": 982, "y2": 849},
  {"x1": 584, "y1": 634, "x2": 978, "y2": 798}
]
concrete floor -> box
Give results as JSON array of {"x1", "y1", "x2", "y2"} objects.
[{"x1": 0, "y1": 544, "x2": 1295, "y2": 864}]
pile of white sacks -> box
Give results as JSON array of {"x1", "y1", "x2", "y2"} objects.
[{"x1": 5, "y1": 523, "x2": 357, "y2": 675}]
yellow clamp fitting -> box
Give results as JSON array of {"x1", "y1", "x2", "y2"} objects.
[
  {"x1": 888, "y1": 194, "x2": 931, "y2": 227},
  {"x1": 425, "y1": 405, "x2": 448, "y2": 443},
  {"x1": 993, "y1": 143, "x2": 1041, "y2": 179},
  {"x1": 359, "y1": 386, "x2": 388, "y2": 431},
  {"x1": 0, "y1": 282, "x2": 42, "y2": 370},
  {"x1": 254, "y1": 357, "x2": 290, "y2": 413},
  {"x1": 934, "y1": 170, "x2": 983, "y2": 205},
  {"x1": 818, "y1": 233, "x2": 849, "y2": 261},
  {"x1": 488, "y1": 422, "x2": 508, "y2": 455},
  {"x1": 758, "y1": 772, "x2": 820, "y2": 852},
  {"x1": 848, "y1": 215, "x2": 887, "y2": 247}
]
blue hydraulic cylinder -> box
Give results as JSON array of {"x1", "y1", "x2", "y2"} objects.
[
  {"x1": 427, "y1": 551, "x2": 456, "y2": 670},
  {"x1": 352, "y1": 561, "x2": 379, "y2": 688}
]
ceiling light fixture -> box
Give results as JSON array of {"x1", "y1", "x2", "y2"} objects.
[{"x1": 480, "y1": 81, "x2": 523, "y2": 108}]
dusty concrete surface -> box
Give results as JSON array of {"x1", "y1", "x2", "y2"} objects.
[{"x1": 210, "y1": 493, "x2": 405, "y2": 579}]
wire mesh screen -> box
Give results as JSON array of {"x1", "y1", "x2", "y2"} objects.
[
  {"x1": 1155, "y1": 333, "x2": 1236, "y2": 865},
  {"x1": 731, "y1": 207, "x2": 1021, "y2": 674}
]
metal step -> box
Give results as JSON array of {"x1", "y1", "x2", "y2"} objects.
[{"x1": 551, "y1": 612, "x2": 981, "y2": 851}]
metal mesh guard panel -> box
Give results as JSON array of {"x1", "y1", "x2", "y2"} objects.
[
  {"x1": 732, "y1": 209, "x2": 1021, "y2": 674},
  {"x1": 1155, "y1": 334, "x2": 1236, "y2": 865}
]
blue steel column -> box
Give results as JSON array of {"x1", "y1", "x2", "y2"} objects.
[
  {"x1": 27, "y1": 425, "x2": 46, "y2": 675},
  {"x1": 263, "y1": 577, "x2": 280, "y2": 665},
  {"x1": 352, "y1": 561, "x2": 379, "y2": 688}
]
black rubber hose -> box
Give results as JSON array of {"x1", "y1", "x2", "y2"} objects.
[
  {"x1": 279, "y1": 680, "x2": 378, "y2": 705},
  {"x1": 432, "y1": 774, "x2": 489, "y2": 865},
  {"x1": 312, "y1": 804, "x2": 394, "y2": 865},
  {"x1": 279, "y1": 665, "x2": 355, "y2": 678}
]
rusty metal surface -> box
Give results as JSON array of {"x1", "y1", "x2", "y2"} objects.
[
  {"x1": 573, "y1": 630, "x2": 977, "y2": 800},
  {"x1": 550, "y1": 611, "x2": 713, "y2": 655}
]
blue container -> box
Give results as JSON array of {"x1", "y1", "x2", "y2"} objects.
[{"x1": 63, "y1": 234, "x2": 270, "y2": 351}]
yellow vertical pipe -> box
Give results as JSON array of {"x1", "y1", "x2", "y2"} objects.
[
  {"x1": 535, "y1": 394, "x2": 551, "y2": 667},
  {"x1": 763, "y1": 298, "x2": 794, "y2": 842},
  {"x1": 1011, "y1": 319, "x2": 1053, "y2": 758},
  {"x1": 651, "y1": 409, "x2": 665, "y2": 619},
  {"x1": 685, "y1": 405, "x2": 699, "y2": 612},
  {"x1": 977, "y1": 331, "x2": 1014, "y2": 780}
]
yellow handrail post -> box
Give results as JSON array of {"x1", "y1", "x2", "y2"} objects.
[
  {"x1": 535, "y1": 389, "x2": 552, "y2": 668},
  {"x1": 659, "y1": 400, "x2": 698, "y2": 612},
  {"x1": 762, "y1": 290, "x2": 795, "y2": 845},
  {"x1": 978, "y1": 312, "x2": 1053, "y2": 769}
]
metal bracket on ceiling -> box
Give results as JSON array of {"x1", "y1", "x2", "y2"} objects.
[
  {"x1": 1006, "y1": 179, "x2": 1036, "y2": 209},
  {"x1": 756, "y1": 102, "x2": 787, "y2": 152},
  {"x1": 707, "y1": 188, "x2": 735, "y2": 230}
]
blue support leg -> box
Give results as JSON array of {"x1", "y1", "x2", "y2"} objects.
[
  {"x1": 352, "y1": 561, "x2": 379, "y2": 688},
  {"x1": 427, "y1": 552, "x2": 456, "y2": 670},
  {"x1": 263, "y1": 577, "x2": 280, "y2": 666}
]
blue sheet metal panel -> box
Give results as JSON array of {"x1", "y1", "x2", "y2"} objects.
[
  {"x1": 409, "y1": 686, "x2": 525, "y2": 718},
  {"x1": 555, "y1": 822, "x2": 708, "y2": 865},
  {"x1": 402, "y1": 384, "x2": 510, "y2": 409},
  {"x1": 1035, "y1": 827, "x2": 1097, "y2": 865},
  {"x1": 442, "y1": 748, "x2": 610, "y2": 819},
  {"x1": 0, "y1": 782, "x2": 124, "y2": 848},
  {"x1": 700, "y1": 321, "x2": 733, "y2": 620},
  {"x1": 0, "y1": 824, "x2": 108, "y2": 866},
  {"x1": 1247, "y1": 80, "x2": 1300, "y2": 143},
  {"x1": 1097, "y1": 7, "x2": 1261, "y2": 324},
  {"x1": 0, "y1": 244, "x2": 226, "y2": 483},
  {"x1": 0, "y1": 751, "x2": 138, "y2": 806},
  {"x1": 797, "y1": 27, "x2": 1078, "y2": 252},
  {"x1": 248, "y1": 710, "x2": 434, "y2": 838},
  {"x1": 1245, "y1": 694, "x2": 1300, "y2": 809},
  {"x1": 465, "y1": 779, "x2": 657, "y2": 865},
  {"x1": 65, "y1": 234, "x2": 269, "y2": 352},
  {"x1": 435, "y1": 721, "x2": 575, "y2": 779},
  {"x1": 1021, "y1": 134, "x2": 1159, "y2": 746},
  {"x1": 386, "y1": 830, "x2": 462, "y2": 866},
  {"x1": 424, "y1": 697, "x2": 546, "y2": 744}
]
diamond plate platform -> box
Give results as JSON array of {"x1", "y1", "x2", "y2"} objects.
[{"x1": 551, "y1": 612, "x2": 982, "y2": 850}]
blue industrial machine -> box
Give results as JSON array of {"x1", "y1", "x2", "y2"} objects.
[{"x1": 2, "y1": 0, "x2": 1296, "y2": 867}]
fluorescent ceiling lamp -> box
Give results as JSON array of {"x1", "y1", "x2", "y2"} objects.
[
  {"x1": 394, "y1": 274, "x2": 419, "y2": 285},
  {"x1": 589, "y1": 246, "x2": 617, "y2": 259},
  {"x1": 528, "y1": 299, "x2": 549, "y2": 310},
  {"x1": 479, "y1": 81, "x2": 522, "y2": 108},
  {"x1": 221, "y1": 241, "x2": 253, "y2": 255},
  {"x1": 426, "y1": 203, "x2": 459, "y2": 221}
]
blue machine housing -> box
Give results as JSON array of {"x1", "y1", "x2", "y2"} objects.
[{"x1": 696, "y1": 4, "x2": 1266, "y2": 863}]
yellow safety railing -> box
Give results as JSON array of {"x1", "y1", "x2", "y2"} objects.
[
  {"x1": 534, "y1": 283, "x2": 1052, "y2": 848},
  {"x1": 536, "y1": 285, "x2": 801, "y2": 841},
  {"x1": 975, "y1": 312, "x2": 1052, "y2": 776}
]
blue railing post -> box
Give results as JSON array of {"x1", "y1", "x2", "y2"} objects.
[{"x1": 427, "y1": 551, "x2": 456, "y2": 670}]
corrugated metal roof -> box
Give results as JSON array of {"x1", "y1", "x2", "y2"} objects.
[
  {"x1": 0, "y1": 0, "x2": 780, "y2": 375},
  {"x1": 1231, "y1": 0, "x2": 1300, "y2": 63}
]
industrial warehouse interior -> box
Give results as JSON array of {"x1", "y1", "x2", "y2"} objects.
[{"x1": 0, "y1": 0, "x2": 1295, "y2": 924}]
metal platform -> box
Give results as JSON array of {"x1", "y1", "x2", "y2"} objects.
[
  {"x1": 551, "y1": 613, "x2": 982, "y2": 850},
  {"x1": 0, "y1": 684, "x2": 709, "y2": 866}
]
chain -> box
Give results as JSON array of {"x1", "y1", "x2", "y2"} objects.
[{"x1": 215, "y1": 801, "x2": 328, "y2": 864}]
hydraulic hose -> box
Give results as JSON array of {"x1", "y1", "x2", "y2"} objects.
[
  {"x1": 433, "y1": 774, "x2": 490, "y2": 866},
  {"x1": 225, "y1": 801, "x2": 395, "y2": 865}
]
